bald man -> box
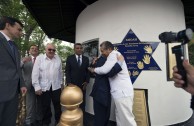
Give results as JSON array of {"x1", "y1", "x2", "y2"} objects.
[{"x1": 32, "y1": 43, "x2": 63, "y2": 126}]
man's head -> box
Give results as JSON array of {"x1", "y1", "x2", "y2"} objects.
[
  {"x1": 100, "y1": 41, "x2": 114, "y2": 57},
  {"x1": 74, "y1": 43, "x2": 83, "y2": 55},
  {"x1": 29, "y1": 44, "x2": 39, "y2": 57},
  {"x1": 0, "y1": 16, "x2": 23, "y2": 40},
  {"x1": 45, "y1": 43, "x2": 56, "y2": 59}
]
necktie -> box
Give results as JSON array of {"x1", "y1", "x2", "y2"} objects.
[
  {"x1": 33, "y1": 57, "x2": 36, "y2": 64},
  {"x1": 78, "y1": 55, "x2": 81, "y2": 66},
  {"x1": 8, "y1": 40, "x2": 16, "y2": 59}
]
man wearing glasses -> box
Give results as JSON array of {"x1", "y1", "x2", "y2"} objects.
[{"x1": 32, "y1": 43, "x2": 63, "y2": 126}]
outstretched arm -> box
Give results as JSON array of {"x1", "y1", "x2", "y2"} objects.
[
  {"x1": 106, "y1": 63, "x2": 122, "y2": 77},
  {"x1": 107, "y1": 54, "x2": 124, "y2": 77}
]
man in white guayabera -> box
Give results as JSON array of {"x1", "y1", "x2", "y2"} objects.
[{"x1": 88, "y1": 41, "x2": 137, "y2": 126}]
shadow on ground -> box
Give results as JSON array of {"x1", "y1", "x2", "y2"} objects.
[{"x1": 85, "y1": 112, "x2": 116, "y2": 126}]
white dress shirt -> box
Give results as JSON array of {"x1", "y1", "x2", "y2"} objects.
[
  {"x1": 94, "y1": 50, "x2": 134, "y2": 99},
  {"x1": 75, "y1": 54, "x2": 82, "y2": 65},
  {"x1": 0, "y1": 31, "x2": 10, "y2": 41},
  {"x1": 31, "y1": 56, "x2": 36, "y2": 64},
  {"x1": 32, "y1": 54, "x2": 63, "y2": 92}
]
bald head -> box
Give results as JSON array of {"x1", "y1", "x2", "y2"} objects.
[{"x1": 45, "y1": 43, "x2": 56, "y2": 59}]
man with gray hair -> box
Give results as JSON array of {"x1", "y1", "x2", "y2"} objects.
[
  {"x1": 88, "y1": 41, "x2": 137, "y2": 126},
  {"x1": 32, "y1": 43, "x2": 63, "y2": 126}
]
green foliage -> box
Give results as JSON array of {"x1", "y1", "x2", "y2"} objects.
[
  {"x1": 188, "y1": 33, "x2": 194, "y2": 66},
  {"x1": 189, "y1": 43, "x2": 194, "y2": 65},
  {"x1": 50, "y1": 39, "x2": 74, "y2": 70},
  {"x1": 0, "y1": 0, "x2": 40, "y2": 56},
  {"x1": 0, "y1": 0, "x2": 74, "y2": 63},
  {"x1": 52, "y1": 39, "x2": 74, "y2": 62}
]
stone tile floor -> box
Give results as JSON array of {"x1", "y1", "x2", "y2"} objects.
[{"x1": 50, "y1": 105, "x2": 116, "y2": 126}]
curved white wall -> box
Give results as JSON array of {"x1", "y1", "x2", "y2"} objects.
[{"x1": 76, "y1": 0, "x2": 192, "y2": 125}]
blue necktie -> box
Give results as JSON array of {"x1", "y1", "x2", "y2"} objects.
[
  {"x1": 78, "y1": 55, "x2": 81, "y2": 66},
  {"x1": 8, "y1": 40, "x2": 16, "y2": 59}
]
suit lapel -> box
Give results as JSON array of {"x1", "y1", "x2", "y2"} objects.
[{"x1": 0, "y1": 33, "x2": 16, "y2": 64}]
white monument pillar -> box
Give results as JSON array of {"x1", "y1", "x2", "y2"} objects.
[{"x1": 76, "y1": 0, "x2": 192, "y2": 125}]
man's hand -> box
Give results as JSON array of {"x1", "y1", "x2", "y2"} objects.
[
  {"x1": 35, "y1": 89, "x2": 42, "y2": 95},
  {"x1": 22, "y1": 57, "x2": 31, "y2": 63},
  {"x1": 92, "y1": 57, "x2": 98, "y2": 65},
  {"x1": 82, "y1": 82, "x2": 88, "y2": 91},
  {"x1": 172, "y1": 60, "x2": 194, "y2": 95},
  {"x1": 117, "y1": 54, "x2": 124, "y2": 62},
  {"x1": 61, "y1": 84, "x2": 65, "y2": 91},
  {"x1": 20, "y1": 87, "x2": 27, "y2": 94},
  {"x1": 88, "y1": 67, "x2": 95, "y2": 73}
]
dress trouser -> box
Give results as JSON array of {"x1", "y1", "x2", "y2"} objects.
[
  {"x1": 0, "y1": 94, "x2": 19, "y2": 126},
  {"x1": 25, "y1": 87, "x2": 36, "y2": 124},
  {"x1": 93, "y1": 99, "x2": 111, "y2": 126},
  {"x1": 114, "y1": 96, "x2": 137, "y2": 126},
  {"x1": 37, "y1": 88, "x2": 61, "y2": 125},
  {"x1": 80, "y1": 89, "x2": 87, "y2": 126}
]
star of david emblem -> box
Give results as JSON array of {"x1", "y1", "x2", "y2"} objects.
[{"x1": 114, "y1": 29, "x2": 161, "y2": 84}]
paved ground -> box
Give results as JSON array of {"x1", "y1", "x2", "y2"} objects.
[
  {"x1": 50, "y1": 104, "x2": 194, "y2": 126},
  {"x1": 50, "y1": 105, "x2": 116, "y2": 126},
  {"x1": 85, "y1": 112, "x2": 116, "y2": 126}
]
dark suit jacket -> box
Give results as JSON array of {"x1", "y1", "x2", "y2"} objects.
[
  {"x1": 191, "y1": 95, "x2": 194, "y2": 110},
  {"x1": 0, "y1": 32, "x2": 25, "y2": 102},
  {"x1": 65, "y1": 54, "x2": 90, "y2": 88},
  {"x1": 90, "y1": 56, "x2": 122, "y2": 107}
]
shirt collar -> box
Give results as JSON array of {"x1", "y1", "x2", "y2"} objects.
[
  {"x1": 44, "y1": 54, "x2": 56, "y2": 60},
  {"x1": 75, "y1": 54, "x2": 82, "y2": 58},
  {"x1": 0, "y1": 31, "x2": 11, "y2": 41},
  {"x1": 31, "y1": 55, "x2": 35, "y2": 59}
]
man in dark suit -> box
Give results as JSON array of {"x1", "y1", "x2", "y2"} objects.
[
  {"x1": 0, "y1": 16, "x2": 27, "y2": 126},
  {"x1": 65, "y1": 43, "x2": 90, "y2": 125},
  {"x1": 90, "y1": 55, "x2": 123, "y2": 126}
]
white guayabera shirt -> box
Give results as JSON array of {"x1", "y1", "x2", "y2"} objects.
[
  {"x1": 32, "y1": 54, "x2": 63, "y2": 92},
  {"x1": 94, "y1": 50, "x2": 134, "y2": 99}
]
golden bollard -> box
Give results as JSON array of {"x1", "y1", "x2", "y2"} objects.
[{"x1": 59, "y1": 84, "x2": 83, "y2": 126}]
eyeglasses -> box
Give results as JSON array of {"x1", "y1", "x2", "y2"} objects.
[{"x1": 48, "y1": 48, "x2": 56, "y2": 52}]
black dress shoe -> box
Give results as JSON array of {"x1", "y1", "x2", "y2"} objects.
[
  {"x1": 35, "y1": 120, "x2": 42, "y2": 126},
  {"x1": 31, "y1": 122, "x2": 36, "y2": 126},
  {"x1": 24, "y1": 124, "x2": 31, "y2": 126},
  {"x1": 24, "y1": 123, "x2": 35, "y2": 126},
  {"x1": 55, "y1": 121, "x2": 59, "y2": 126}
]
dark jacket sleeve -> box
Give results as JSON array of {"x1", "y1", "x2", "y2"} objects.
[
  {"x1": 85, "y1": 57, "x2": 90, "y2": 83},
  {"x1": 65, "y1": 56, "x2": 71, "y2": 84},
  {"x1": 191, "y1": 95, "x2": 194, "y2": 110},
  {"x1": 106, "y1": 63, "x2": 122, "y2": 77},
  {"x1": 18, "y1": 49, "x2": 25, "y2": 88}
]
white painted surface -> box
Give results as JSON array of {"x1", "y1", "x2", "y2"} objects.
[{"x1": 76, "y1": 0, "x2": 192, "y2": 125}]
